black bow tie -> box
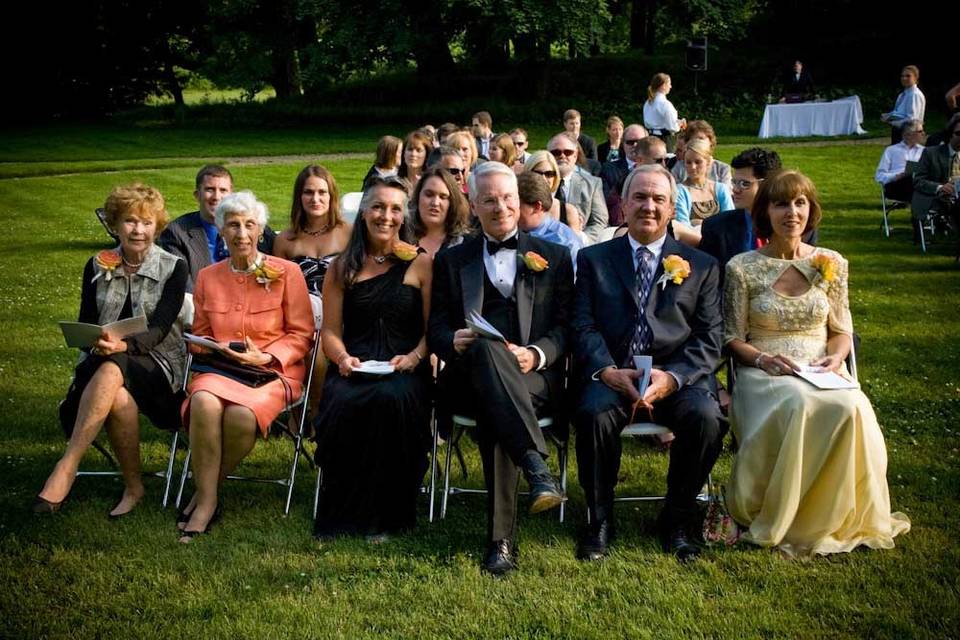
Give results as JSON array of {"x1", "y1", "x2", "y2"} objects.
[{"x1": 486, "y1": 236, "x2": 518, "y2": 255}]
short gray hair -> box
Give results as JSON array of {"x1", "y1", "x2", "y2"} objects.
[
  {"x1": 621, "y1": 164, "x2": 678, "y2": 204},
  {"x1": 902, "y1": 119, "x2": 922, "y2": 135},
  {"x1": 468, "y1": 161, "x2": 517, "y2": 202},
  {"x1": 215, "y1": 191, "x2": 269, "y2": 229}
]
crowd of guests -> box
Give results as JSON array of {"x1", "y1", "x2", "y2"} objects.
[{"x1": 36, "y1": 74, "x2": 913, "y2": 576}]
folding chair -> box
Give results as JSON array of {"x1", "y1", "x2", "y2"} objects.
[
  {"x1": 176, "y1": 329, "x2": 321, "y2": 515},
  {"x1": 436, "y1": 414, "x2": 569, "y2": 523},
  {"x1": 94, "y1": 207, "x2": 119, "y2": 242},
  {"x1": 880, "y1": 184, "x2": 909, "y2": 237}
]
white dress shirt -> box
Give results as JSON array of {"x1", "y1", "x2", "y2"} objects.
[
  {"x1": 643, "y1": 93, "x2": 681, "y2": 134},
  {"x1": 874, "y1": 142, "x2": 925, "y2": 184}
]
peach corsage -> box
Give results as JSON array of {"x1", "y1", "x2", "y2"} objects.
[
  {"x1": 254, "y1": 259, "x2": 284, "y2": 291},
  {"x1": 92, "y1": 250, "x2": 122, "y2": 282},
  {"x1": 655, "y1": 254, "x2": 691, "y2": 289},
  {"x1": 521, "y1": 251, "x2": 549, "y2": 272},
  {"x1": 810, "y1": 252, "x2": 838, "y2": 287},
  {"x1": 392, "y1": 241, "x2": 419, "y2": 261}
]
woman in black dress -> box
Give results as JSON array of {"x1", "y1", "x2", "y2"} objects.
[
  {"x1": 313, "y1": 176, "x2": 433, "y2": 540},
  {"x1": 35, "y1": 184, "x2": 187, "y2": 517}
]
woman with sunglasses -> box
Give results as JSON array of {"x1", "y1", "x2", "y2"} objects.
[{"x1": 523, "y1": 150, "x2": 585, "y2": 235}]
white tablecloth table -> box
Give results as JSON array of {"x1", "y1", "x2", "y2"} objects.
[{"x1": 758, "y1": 96, "x2": 867, "y2": 138}]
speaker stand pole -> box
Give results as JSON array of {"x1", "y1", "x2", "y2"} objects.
[{"x1": 693, "y1": 71, "x2": 699, "y2": 96}]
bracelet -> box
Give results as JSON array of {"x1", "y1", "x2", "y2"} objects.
[{"x1": 754, "y1": 352, "x2": 768, "y2": 369}]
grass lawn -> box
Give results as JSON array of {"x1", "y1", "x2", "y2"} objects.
[{"x1": 0, "y1": 132, "x2": 957, "y2": 639}]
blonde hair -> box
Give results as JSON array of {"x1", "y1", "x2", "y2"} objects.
[
  {"x1": 524, "y1": 150, "x2": 561, "y2": 192},
  {"x1": 103, "y1": 183, "x2": 169, "y2": 233},
  {"x1": 446, "y1": 131, "x2": 479, "y2": 168},
  {"x1": 647, "y1": 73, "x2": 670, "y2": 103},
  {"x1": 684, "y1": 137, "x2": 714, "y2": 161}
]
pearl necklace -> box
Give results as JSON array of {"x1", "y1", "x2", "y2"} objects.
[{"x1": 122, "y1": 256, "x2": 143, "y2": 268}]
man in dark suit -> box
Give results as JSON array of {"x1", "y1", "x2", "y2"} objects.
[
  {"x1": 780, "y1": 60, "x2": 815, "y2": 102},
  {"x1": 159, "y1": 165, "x2": 275, "y2": 291},
  {"x1": 912, "y1": 114, "x2": 960, "y2": 240},
  {"x1": 573, "y1": 164, "x2": 724, "y2": 562},
  {"x1": 429, "y1": 161, "x2": 574, "y2": 576},
  {"x1": 601, "y1": 131, "x2": 665, "y2": 226},
  {"x1": 472, "y1": 111, "x2": 496, "y2": 161}
]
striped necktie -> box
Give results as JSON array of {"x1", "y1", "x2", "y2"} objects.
[{"x1": 627, "y1": 246, "x2": 655, "y2": 364}]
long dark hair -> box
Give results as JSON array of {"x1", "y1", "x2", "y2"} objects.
[
  {"x1": 333, "y1": 177, "x2": 414, "y2": 288},
  {"x1": 289, "y1": 164, "x2": 342, "y2": 234},
  {"x1": 398, "y1": 131, "x2": 433, "y2": 180},
  {"x1": 410, "y1": 166, "x2": 469, "y2": 240}
]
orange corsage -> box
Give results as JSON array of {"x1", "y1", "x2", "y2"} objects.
[
  {"x1": 810, "y1": 252, "x2": 838, "y2": 285},
  {"x1": 522, "y1": 251, "x2": 549, "y2": 272},
  {"x1": 655, "y1": 254, "x2": 691, "y2": 289},
  {"x1": 92, "y1": 250, "x2": 122, "y2": 282},
  {"x1": 392, "y1": 241, "x2": 419, "y2": 261},
  {"x1": 254, "y1": 259, "x2": 284, "y2": 291}
]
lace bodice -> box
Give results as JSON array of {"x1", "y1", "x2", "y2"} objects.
[{"x1": 723, "y1": 249, "x2": 853, "y2": 363}]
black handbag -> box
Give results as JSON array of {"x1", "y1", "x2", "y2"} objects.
[{"x1": 191, "y1": 352, "x2": 279, "y2": 388}]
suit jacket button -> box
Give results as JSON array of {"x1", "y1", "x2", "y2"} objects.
[{"x1": 235, "y1": 304, "x2": 243, "y2": 311}]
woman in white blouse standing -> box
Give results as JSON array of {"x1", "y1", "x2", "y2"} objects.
[{"x1": 643, "y1": 73, "x2": 686, "y2": 153}]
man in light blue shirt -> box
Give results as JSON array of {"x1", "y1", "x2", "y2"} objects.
[
  {"x1": 516, "y1": 172, "x2": 584, "y2": 273},
  {"x1": 882, "y1": 65, "x2": 926, "y2": 145}
]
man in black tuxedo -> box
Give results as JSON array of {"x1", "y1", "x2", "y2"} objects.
[
  {"x1": 573, "y1": 164, "x2": 724, "y2": 562},
  {"x1": 159, "y1": 164, "x2": 275, "y2": 291},
  {"x1": 780, "y1": 60, "x2": 815, "y2": 102},
  {"x1": 429, "y1": 161, "x2": 574, "y2": 576}
]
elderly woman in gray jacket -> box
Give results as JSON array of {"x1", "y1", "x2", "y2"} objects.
[{"x1": 34, "y1": 184, "x2": 188, "y2": 518}]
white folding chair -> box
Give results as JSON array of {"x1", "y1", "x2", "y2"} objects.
[
  {"x1": 176, "y1": 329, "x2": 321, "y2": 515},
  {"x1": 880, "y1": 184, "x2": 909, "y2": 238}
]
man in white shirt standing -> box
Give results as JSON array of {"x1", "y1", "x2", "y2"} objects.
[
  {"x1": 882, "y1": 65, "x2": 926, "y2": 145},
  {"x1": 875, "y1": 119, "x2": 926, "y2": 202}
]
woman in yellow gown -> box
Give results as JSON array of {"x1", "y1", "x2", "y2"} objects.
[{"x1": 723, "y1": 170, "x2": 910, "y2": 557}]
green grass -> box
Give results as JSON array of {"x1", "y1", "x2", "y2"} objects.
[{"x1": 0, "y1": 134, "x2": 958, "y2": 639}]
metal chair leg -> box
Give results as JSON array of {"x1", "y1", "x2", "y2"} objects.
[
  {"x1": 284, "y1": 434, "x2": 301, "y2": 516},
  {"x1": 441, "y1": 426, "x2": 457, "y2": 519},
  {"x1": 175, "y1": 447, "x2": 191, "y2": 509},
  {"x1": 161, "y1": 431, "x2": 179, "y2": 508},
  {"x1": 313, "y1": 465, "x2": 322, "y2": 521},
  {"x1": 428, "y1": 418, "x2": 438, "y2": 523}
]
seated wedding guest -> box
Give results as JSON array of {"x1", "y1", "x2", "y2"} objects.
[
  {"x1": 548, "y1": 132, "x2": 609, "y2": 242},
  {"x1": 488, "y1": 133, "x2": 524, "y2": 174},
  {"x1": 875, "y1": 120, "x2": 926, "y2": 203},
  {"x1": 35, "y1": 184, "x2": 188, "y2": 516},
  {"x1": 573, "y1": 164, "x2": 724, "y2": 562},
  {"x1": 525, "y1": 150, "x2": 585, "y2": 234},
  {"x1": 723, "y1": 170, "x2": 910, "y2": 557},
  {"x1": 564, "y1": 108, "x2": 598, "y2": 161},
  {"x1": 643, "y1": 73, "x2": 686, "y2": 153},
  {"x1": 673, "y1": 138, "x2": 735, "y2": 247},
  {"x1": 601, "y1": 128, "x2": 663, "y2": 226},
  {"x1": 912, "y1": 113, "x2": 960, "y2": 241},
  {"x1": 671, "y1": 120, "x2": 732, "y2": 189},
  {"x1": 159, "y1": 165, "x2": 275, "y2": 292},
  {"x1": 510, "y1": 128, "x2": 531, "y2": 164},
  {"x1": 313, "y1": 177, "x2": 432, "y2": 541},
  {"x1": 178, "y1": 191, "x2": 313, "y2": 542},
  {"x1": 597, "y1": 116, "x2": 628, "y2": 164},
  {"x1": 273, "y1": 165, "x2": 352, "y2": 413},
  {"x1": 398, "y1": 130, "x2": 432, "y2": 191},
  {"x1": 363, "y1": 136, "x2": 403, "y2": 189},
  {"x1": 428, "y1": 123, "x2": 462, "y2": 166},
  {"x1": 410, "y1": 166, "x2": 470, "y2": 257},
  {"x1": 516, "y1": 171, "x2": 583, "y2": 268},
  {"x1": 429, "y1": 162, "x2": 574, "y2": 575},
  {"x1": 882, "y1": 65, "x2": 926, "y2": 145},
  {"x1": 447, "y1": 130, "x2": 480, "y2": 170},
  {"x1": 430, "y1": 145, "x2": 469, "y2": 194},
  {"x1": 472, "y1": 111, "x2": 496, "y2": 160}
]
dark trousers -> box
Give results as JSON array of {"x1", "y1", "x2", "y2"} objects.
[
  {"x1": 652, "y1": 131, "x2": 677, "y2": 154},
  {"x1": 883, "y1": 175, "x2": 913, "y2": 203},
  {"x1": 574, "y1": 380, "x2": 725, "y2": 529},
  {"x1": 439, "y1": 338, "x2": 550, "y2": 541}
]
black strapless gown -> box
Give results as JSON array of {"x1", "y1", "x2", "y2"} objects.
[{"x1": 313, "y1": 261, "x2": 431, "y2": 536}]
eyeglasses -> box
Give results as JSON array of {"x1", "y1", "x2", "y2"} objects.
[
  {"x1": 624, "y1": 139, "x2": 643, "y2": 146},
  {"x1": 550, "y1": 149, "x2": 576, "y2": 158},
  {"x1": 444, "y1": 167, "x2": 465, "y2": 176},
  {"x1": 650, "y1": 157, "x2": 668, "y2": 165},
  {"x1": 532, "y1": 169, "x2": 558, "y2": 179},
  {"x1": 514, "y1": 140, "x2": 528, "y2": 147},
  {"x1": 732, "y1": 178, "x2": 763, "y2": 189}
]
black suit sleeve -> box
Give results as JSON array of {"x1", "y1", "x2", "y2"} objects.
[
  {"x1": 78, "y1": 258, "x2": 99, "y2": 324},
  {"x1": 913, "y1": 147, "x2": 943, "y2": 196},
  {"x1": 530, "y1": 246, "x2": 574, "y2": 368},
  {"x1": 572, "y1": 250, "x2": 618, "y2": 377},
  {"x1": 661, "y1": 256, "x2": 723, "y2": 387},
  {"x1": 427, "y1": 248, "x2": 460, "y2": 364}
]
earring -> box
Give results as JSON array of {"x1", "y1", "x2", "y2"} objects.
[{"x1": 258, "y1": 235, "x2": 264, "y2": 243}]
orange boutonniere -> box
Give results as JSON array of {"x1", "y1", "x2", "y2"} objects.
[
  {"x1": 392, "y1": 241, "x2": 419, "y2": 261},
  {"x1": 810, "y1": 253, "x2": 838, "y2": 285},
  {"x1": 655, "y1": 254, "x2": 691, "y2": 289},
  {"x1": 92, "y1": 249, "x2": 122, "y2": 282},
  {"x1": 254, "y1": 259, "x2": 284, "y2": 291},
  {"x1": 522, "y1": 251, "x2": 549, "y2": 272}
]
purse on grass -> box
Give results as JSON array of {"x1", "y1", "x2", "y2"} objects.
[
  {"x1": 191, "y1": 351, "x2": 279, "y2": 388},
  {"x1": 702, "y1": 483, "x2": 742, "y2": 546}
]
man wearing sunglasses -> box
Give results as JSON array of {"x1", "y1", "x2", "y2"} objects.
[
  {"x1": 912, "y1": 114, "x2": 960, "y2": 245},
  {"x1": 510, "y1": 128, "x2": 531, "y2": 164},
  {"x1": 601, "y1": 127, "x2": 664, "y2": 225},
  {"x1": 547, "y1": 132, "x2": 609, "y2": 242}
]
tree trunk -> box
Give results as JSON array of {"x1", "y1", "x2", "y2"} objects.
[
  {"x1": 644, "y1": 0, "x2": 657, "y2": 55},
  {"x1": 410, "y1": 10, "x2": 455, "y2": 76},
  {"x1": 630, "y1": 0, "x2": 645, "y2": 50}
]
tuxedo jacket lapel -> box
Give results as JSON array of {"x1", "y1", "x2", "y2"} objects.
[
  {"x1": 460, "y1": 236, "x2": 485, "y2": 318},
  {"x1": 516, "y1": 233, "x2": 533, "y2": 344},
  {"x1": 610, "y1": 235, "x2": 640, "y2": 308}
]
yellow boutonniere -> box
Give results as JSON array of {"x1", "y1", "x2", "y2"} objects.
[
  {"x1": 655, "y1": 254, "x2": 692, "y2": 289},
  {"x1": 810, "y1": 253, "x2": 837, "y2": 284},
  {"x1": 522, "y1": 251, "x2": 549, "y2": 272},
  {"x1": 254, "y1": 259, "x2": 284, "y2": 291},
  {"x1": 92, "y1": 249, "x2": 122, "y2": 282},
  {"x1": 392, "y1": 241, "x2": 419, "y2": 261}
]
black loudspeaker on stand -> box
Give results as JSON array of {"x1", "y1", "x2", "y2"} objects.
[{"x1": 685, "y1": 36, "x2": 708, "y2": 95}]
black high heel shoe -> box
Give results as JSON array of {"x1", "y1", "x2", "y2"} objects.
[
  {"x1": 32, "y1": 495, "x2": 66, "y2": 514},
  {"x1": 177, "y1": 504, "x2": 222, "y2": 543}
]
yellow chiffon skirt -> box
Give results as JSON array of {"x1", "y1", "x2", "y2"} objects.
[{"x1": 727, "y1": 368, "x2": 910, "y2": 558}]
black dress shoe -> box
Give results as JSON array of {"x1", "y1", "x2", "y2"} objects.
[
  {"x1": 661, "y1": 527, "x2": 702, "y2": 562},
  {"x1": 482, "y1": 539, "x2": 517, "y2": 576},
  {"x1": 577, "y1": 519, "x2": 615, "y2": 561},
  {"x1": 32, "y1": 495, "x2": 65, "y2": 514}
]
